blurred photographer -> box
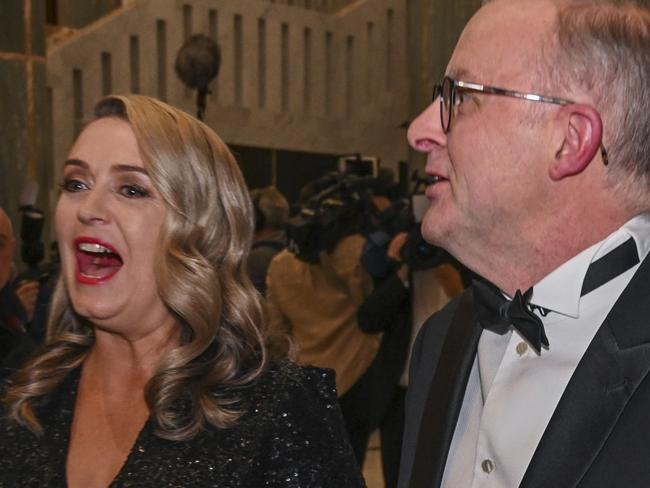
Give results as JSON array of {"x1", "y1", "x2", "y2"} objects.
[
  {"x1": 265, "y1": 173, "x2": 381, "y2": 465},
  {"x1": 247, "y1": 186, "x2": 289, "y2": 296},
  {"x1": 12, "y1": 196, "x2": 59, "y2": 345},
  {"x1": 357, "y1": 193, "x2": 464, "y2": 488},
  {"x1": 0, "y1": 208, "x2": 35, "y2": 371}
]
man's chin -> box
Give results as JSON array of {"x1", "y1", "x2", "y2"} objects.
[{"x1": 420, "y1": 217, "x2": 452, "y2": 248}]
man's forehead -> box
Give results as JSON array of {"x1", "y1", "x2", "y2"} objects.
[
  {"x1": 447, "y1": 0, "x2": 558, "y2": 84},
  {"x1": 474, "y1": 0, "x2": 559, "y2": 29}
]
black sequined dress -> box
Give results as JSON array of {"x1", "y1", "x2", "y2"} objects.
[{"x1": 0, "y1": 361, "x2": 367, "y2": 487}]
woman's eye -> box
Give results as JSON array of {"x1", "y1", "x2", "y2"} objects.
[
  {"x1": 120, "y1": 184, "x2": 150, "y2": 198},
  {"x1": 60, "y1": 179, "x2": 88, "y2": 192}
]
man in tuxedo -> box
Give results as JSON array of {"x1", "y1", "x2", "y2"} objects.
[{"x1": 398, "y1": 1, "x2": 650, "y2": 487}]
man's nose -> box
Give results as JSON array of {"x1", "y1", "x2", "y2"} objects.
[{"x1": 407, "y1": 97, "x2": 446, "y2": 152}]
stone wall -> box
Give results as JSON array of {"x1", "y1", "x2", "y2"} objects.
[
  {"x1": 0, "y1": 0, "x2": 49, "y2": 228},
  {"x1": 55, "y1": 0, "x2": 122, "y2": 28},
  {"x1": 47, "y1": 0, "x2": 412, "y2": 208}
]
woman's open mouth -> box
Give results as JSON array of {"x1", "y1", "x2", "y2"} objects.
[{"x1": 74, "y1": 237, "x2": 123, "y2": 284}]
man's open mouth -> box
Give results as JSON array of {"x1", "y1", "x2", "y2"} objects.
[{"x1": 428, "y1": 175, "x2": 448, "y2": 185}]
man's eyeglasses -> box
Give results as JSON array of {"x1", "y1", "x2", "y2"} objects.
[{"x1": 432, "y1": 76, "x2": 609, "y2": 166}]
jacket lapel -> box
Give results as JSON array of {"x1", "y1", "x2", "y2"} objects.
[
  {"x1": 521, "y1": 256, "x2": 650, "y2": 488},
  {"x1": 409, "y1": 289, "x2": 482, "y2": 488}
]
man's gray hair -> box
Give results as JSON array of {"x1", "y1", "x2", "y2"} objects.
[{"x1": 541, "y1": 0, "x2": 650, "y2": 204}]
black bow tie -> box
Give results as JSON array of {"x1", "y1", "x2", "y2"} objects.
[
  {"x1": 473, "y1": 236, "x2": 640, "y2": 354},
  {"x1": 473, "y1": 281, "x2": 548, "y2": 354}
]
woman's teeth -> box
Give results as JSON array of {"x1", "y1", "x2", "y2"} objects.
[{"x1": 78, "y1": 242, "x2": 113, "y2": 254}]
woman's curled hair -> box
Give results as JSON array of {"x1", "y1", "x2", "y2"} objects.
[{"x1": 3, "y1": 94, "x2": 268, "y2": 441}]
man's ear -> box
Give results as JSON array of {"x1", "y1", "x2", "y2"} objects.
[{"x1": 550, "y1": 104, "x2": 604, "y2": 181}]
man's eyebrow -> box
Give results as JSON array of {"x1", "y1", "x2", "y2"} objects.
[{"x1": 447, "y1": 67, "x2": 480, "y2": 82}]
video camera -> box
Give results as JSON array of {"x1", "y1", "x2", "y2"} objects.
[
  {"x1": 361, "y1": 171, "x2": 452, "y2": 279},
  {"x1": 285, "y1": 151, "x2": 398, "y2": 264},
  {"x1": 286, "y1": 171, "x2": 385, "y2": 263},
  {"x1": 15, "y1": 183, "x2": 58, "y2": 285}
]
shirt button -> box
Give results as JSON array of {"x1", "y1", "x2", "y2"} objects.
[
  {"x1": 481, "y1": 459, "x2": 495, "y2": 474},
  {"x1": 516, "y1": 342, "x2": 528, "y2": 356}
]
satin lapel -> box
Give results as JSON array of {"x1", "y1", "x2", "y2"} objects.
[
  {"x1": 409, "y1": 289, "x2": 482, "y2": 488},
  {"x1": 521, "y1": 256, "x2": 650, "y2": 488}
]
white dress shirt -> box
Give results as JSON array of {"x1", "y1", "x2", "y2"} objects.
[{"x1": 441, "y1": 213, "x2": 650, "y2": 488}]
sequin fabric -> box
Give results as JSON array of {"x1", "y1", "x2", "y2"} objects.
[{"x1": 0, "y1": 361, "x2": 367, "y2": 487}]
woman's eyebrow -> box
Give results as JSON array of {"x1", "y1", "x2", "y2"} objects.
[
  {"x1": 62, "y1": 159, "x2": 149, "y2": 177},
  {"x1": 110, "y1": 164, "x2": 149, "y2": 176},
  {"x1": 62, "y1": 158, "x2": 88, "y2": 169}
]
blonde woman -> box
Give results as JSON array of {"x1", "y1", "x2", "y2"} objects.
[{"x1": 0, "y1": 95, "x2": 365, "y2": 488}]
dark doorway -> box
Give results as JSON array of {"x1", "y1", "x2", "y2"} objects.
[
  {"x1": 228, "y1": 144, "x2": 339, "y2": 207},
  {"x1": 276, "y1": 149, "x2": 338, "y2": 205},
  {"x1": 46, "y1": 0, "x2": 58, "y2": 25},
  {"x1": 229, "y1": 144, "x2": 273, "y2": 190}
]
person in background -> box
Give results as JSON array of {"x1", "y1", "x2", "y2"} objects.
[
  {"x1": 358, "y1": 231, "x2": 464, "y2": 488},
  {"x1": 399, "y1": 1, "x2": 650, "y2": 487},
  {"x1": 0, "y1": 94, "x2": 365, "y2": 488},
  {"x1": 247, "y1": 186, "x2": 289, "y2": 296},
  {"x1": 266, "y1": 190, "x2": 379, "y2": 466},
  {"x1": 0, "y1": 207, "x2": 35, "y2": 370}
]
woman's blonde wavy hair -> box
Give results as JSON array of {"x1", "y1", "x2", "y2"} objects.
[{"x1": 3, "y1": 95, "x2": 268, "y2": 441}]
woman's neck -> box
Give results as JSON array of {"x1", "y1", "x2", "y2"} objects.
[{"x1": 85, "y1": 323, "x2": 180, "y2": 385}]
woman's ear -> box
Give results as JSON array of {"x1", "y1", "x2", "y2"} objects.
[{"x1": 550, "y1": 104, "x2": 604, "y2": 181}]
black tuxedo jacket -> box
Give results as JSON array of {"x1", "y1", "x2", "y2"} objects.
[{"x1": 398, "y1": 254, "x2": 650, "y2": 488}]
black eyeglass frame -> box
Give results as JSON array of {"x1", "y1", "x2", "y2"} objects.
[{"x1": 433, "y1": 76, "x2": 609, "y2": 166}]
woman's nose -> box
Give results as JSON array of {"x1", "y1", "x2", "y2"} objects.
[{"x1": 77, "y1": 187, "x2": 110, "y2": 225}]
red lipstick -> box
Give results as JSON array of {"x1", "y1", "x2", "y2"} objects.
[{"x1": 74, "y1": 237, "x2": 123, "y2": 285}]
